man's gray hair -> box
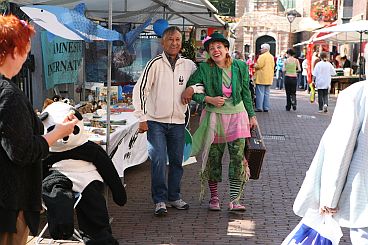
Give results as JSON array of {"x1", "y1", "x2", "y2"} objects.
[
  {"x1": 162, "y1": 26, "x2": 181, "y2": 39},
  {"x1": 261, "y1": 43, "x2": 270, "y2": 51}
]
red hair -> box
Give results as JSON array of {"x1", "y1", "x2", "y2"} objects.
[{"x1": 0, "y1": 15, "x2": 35, "y2": 65}]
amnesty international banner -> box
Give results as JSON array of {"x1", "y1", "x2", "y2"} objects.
[{"x1": 41, "y1": 32, "x2": 83, "y2": 89}]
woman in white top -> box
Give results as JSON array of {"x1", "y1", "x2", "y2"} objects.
[
  {"x1": 301, "y1": 58, "x2": 308, "y2": 91},
  {"x1": 312, "y1": 52, "x2": 336, "y2": 113}
]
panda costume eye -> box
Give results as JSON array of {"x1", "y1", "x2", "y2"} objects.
[
  {"x1": 47, "y1": 125, "x2": 55, "y2": 133},
  {"x1": 73, "y1": 125, "x2": 80, "y2": 135},
  {"x1": 46, "y1": 123, "x2": 80, "y2": 135}
]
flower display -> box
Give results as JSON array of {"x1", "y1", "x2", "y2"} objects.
[
  {"x1": 311, "y1": 0, "x2": 337, "y2": 22},
  {"x1": 218, "y1": 16, "x2": 241, "y2": 23}
]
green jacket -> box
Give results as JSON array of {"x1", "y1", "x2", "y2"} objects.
[{"x1": 186, "y1": 59, "x2": 255, "y2": 117}]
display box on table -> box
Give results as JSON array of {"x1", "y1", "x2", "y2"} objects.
[{"x1": 97, "y1": 86, "x2": 119, "y2": 104}]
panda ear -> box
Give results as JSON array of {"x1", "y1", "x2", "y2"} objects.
[
  {"x1": 39, "y1": 112, "x2": 49, "y2": 121},
  {"x1": 71, "y1": 108, "x2": 83, "y2": 120}
]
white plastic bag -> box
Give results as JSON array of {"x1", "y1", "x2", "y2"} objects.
[{"x1": 281, "y1": 208, "x2": 343, "y2": 245}]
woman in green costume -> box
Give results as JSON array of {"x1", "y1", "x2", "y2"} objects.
[{"x1": 181, "y1": 33, "x2": 258, "y2": 211}]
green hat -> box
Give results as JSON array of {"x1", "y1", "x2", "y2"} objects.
[{"x1": 203, "y1": 32, "x2": 229, "y2": 51}]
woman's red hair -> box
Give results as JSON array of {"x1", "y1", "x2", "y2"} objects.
[
  {"x1": 206, "y1": 53, "x2": 232, "y2": 68},
  {"x1": 0, "y1": 15, "x2": 35, "y2": 65}
]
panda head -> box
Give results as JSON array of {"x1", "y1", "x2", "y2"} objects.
[{"x1": 41, "y1": 102, "x2": 88, "y2": 152}]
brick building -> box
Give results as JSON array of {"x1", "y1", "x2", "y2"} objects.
[{"x1": 235, "y1": 0, "x2": 300, "y2": 57}]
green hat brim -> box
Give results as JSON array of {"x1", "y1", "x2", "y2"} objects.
[{"x1": 204, "y1": 38, "x2": 230, "y2": 51}]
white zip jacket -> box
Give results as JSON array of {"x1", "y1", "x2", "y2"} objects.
[{"x1": 133, "y1": 52, "x2": 197, "y2": 124}]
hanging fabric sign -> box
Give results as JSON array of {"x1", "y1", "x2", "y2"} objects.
[{"x1": 41, "y1": 31, "x2": 83, "y2": 89}]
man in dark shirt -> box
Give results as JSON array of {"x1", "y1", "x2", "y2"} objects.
[{"x1": 341, "y1": 55, "x2": 351, "y2": 68}]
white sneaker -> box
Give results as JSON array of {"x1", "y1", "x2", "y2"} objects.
[
  {"x1": 154, "y1": 202, "x2": 167, "y2": 216},
  {"x1": 167, "y1": 199, "x2": 189, "y2": 210},
  {"x1": 323, "y1": 104, "x2": 328, "y2": 113}
]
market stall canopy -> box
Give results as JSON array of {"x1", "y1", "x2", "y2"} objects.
[
  {"x1": 296, "y1": 17, "x2": 323, "y2": 32},
  {"x1": 10, "y1": 0, "x2": 224, "y2": 27},
  {"x1": 314, "y1": 20, "x2": 368, "y2": 34},
  {"x1": 313, "y1": 20, "x2": 368, "y2": 53},
  {"x1": 293, "y1": 32, "x2": 347, "y2": 47},
  {"x1": 314, "y1": 20, "x2": 368, "y2": 80},
  {"x1": 312, "y1": 20, "x2": 368, "y2": 44},
  {"x1": 294, "y1": 20, "x2": 368, "y2": 47}
]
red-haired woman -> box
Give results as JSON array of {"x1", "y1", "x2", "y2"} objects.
[
  {"x1": 0, "y1": 15, "x2": 78, "y2": 245},
  {"x1": 182, "y1": 33, "x2": 258, "y2": 211}
]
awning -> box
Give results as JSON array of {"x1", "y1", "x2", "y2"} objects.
[
  {"x1": 293, "y1": 22, "x2": 338, "y2": 47},
  {"x1": 295, "y1": 20, "x2": 368, "y2": 47},
  {"x1": 10, "y1": 0, "x2": 224, "y2": 27},
  {"x1": 293, "y1": 31, "x2": 338, "y2": 47},
  {"x1": 294, "y1": 29, "x2": 368, "y2": 47}
]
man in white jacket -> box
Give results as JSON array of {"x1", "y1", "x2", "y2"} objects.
[{"x1": 133, "y1": 26, "x2": 197, "y2": 216}]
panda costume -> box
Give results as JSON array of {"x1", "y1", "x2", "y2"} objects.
[{"x1": 41, "y1": 102, "x2": 126, "y2": 245}]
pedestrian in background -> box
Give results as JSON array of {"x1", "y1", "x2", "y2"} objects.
[
  {"x1": 275, "y1": 53, "x2": 285, "y2": 90},
  {"x1": 283, "y1": 49, "x2": 301, "y2": 111},
  {"x1": 182, "y1": 32, "x2": 258, "y2": 211},
  {"x1": 301, "y1": 58, "x2": 309, "y2": 91},
  {"x1": 254, "y1": 43, "x2": 275, "y2": 112},
  {"x1": 246, "y1": 53, "x2": 256, "y2": 106},
  {"x1": 340, "y1": 55, "x2": 351, "y2": 69},
  {"x1": 132, "y1": 26, "x2": 197, "y2": 216},
  {"x1": 297, "y1": 55, "x2": 305, "y2": 89},
  {"x1": 0, "y1": 15, "x2": 78, "y2": 245},
  {"x1": 246, "y1": 53, "x2": 255, "y2": 81},
  {"x1": 312, "y1": 51, "x2": 336, "y2": 113},
  {"x1": 311, "y1": 51, "x2": 321, "y2": 71}
]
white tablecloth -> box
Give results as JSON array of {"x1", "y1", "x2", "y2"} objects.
[{"x1": 86, "y1": 112, "x2": 148, "y2": 177}]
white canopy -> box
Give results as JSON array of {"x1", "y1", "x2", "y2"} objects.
[
  {"x1": 314, "y1": 20, "x2": 368, "y2": 33},
  {"x1": 314, "y1": 20, "x2": 368, "y2": 80},
  {"x1": 293, "y1": 31, "x2": 368, "y2": 47},
  {"x1": 294, "y1": 20, "x2": 368, "y2": 47},
  {"x1": 10, "y1": 0, "x2": 224, "y2": 27}
]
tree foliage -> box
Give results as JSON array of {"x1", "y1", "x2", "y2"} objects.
[{"x1": 209, "y1": 0, "x2": 235, "y2": 16}]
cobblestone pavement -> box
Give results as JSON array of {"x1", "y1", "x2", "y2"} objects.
[
  {"x1": 30, "y1": 88, "x2": 352, "y2": 245},
  {"x1": 107, "y1": 88, "x2": 352, "y2": 245}
]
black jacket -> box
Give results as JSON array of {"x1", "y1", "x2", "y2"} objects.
[{"x1": 0, "y1": 79, "x2": 49, "y2": 235}]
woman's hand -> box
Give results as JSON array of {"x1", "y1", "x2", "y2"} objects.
[
  {"x1": 249, "y1": 116, "x2": 258, "y2": 129},
  {"x1": 43, "y1": 114, "x2": 79, "y2": 146},
  {"x1": 320, "y1": 206, "x2": 338, "y2": 215},
  {"x1": 54, "y1": 115, "x2": 79, "y2": 138},
  {"x1": 206, "y1": 96, "x2": 226, "y2": 108}
]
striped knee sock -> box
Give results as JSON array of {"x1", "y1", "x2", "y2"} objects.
[
  {"x1": 229, "y1": 179, "x2": 244, "y2": 202},
  {"x1": 208, "y1": 181, "x2": 218, "y2": 199}
]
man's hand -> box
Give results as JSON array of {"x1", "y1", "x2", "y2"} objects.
[
  {"x1": 181, "y1": 87, "x2": 194, "y2": 105},
  {"x1": 138, "y1": 121, "x2": 148, "y2": 133}
]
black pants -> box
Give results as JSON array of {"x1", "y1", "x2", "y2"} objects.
[
  {"x1": 284, "y1": 76, "x2": 297, "y2": 109},
  {"x1": 77, "y1": 181, "x2": 118, "y2": 245},
  {"x1": 317, "y1": 89, "x2": 329, "y2": 110}
]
